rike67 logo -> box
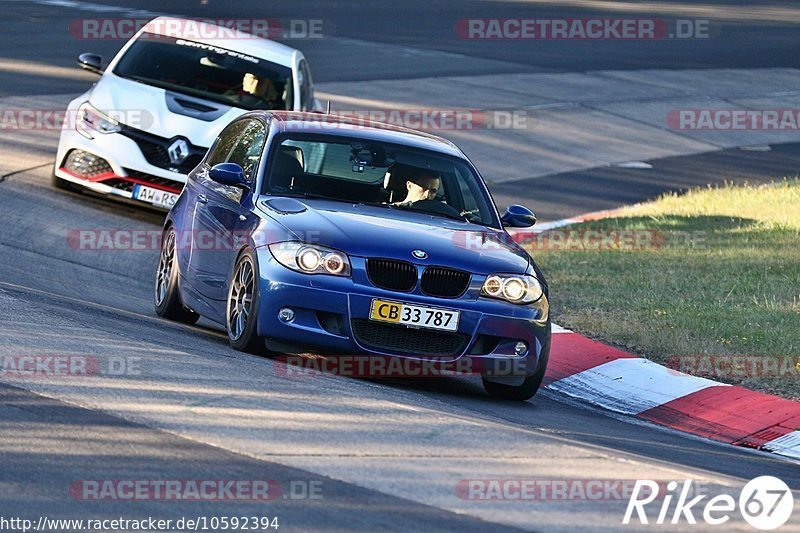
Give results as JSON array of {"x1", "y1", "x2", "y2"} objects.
[{"x1": 624, "y1": 476, "x2": 794, "y2": 530}]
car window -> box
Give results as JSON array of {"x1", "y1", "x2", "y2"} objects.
[
  {"x1": 266, "y1": 133, "x2": 500, "y2": 227},
  {"x1": 283, "y1": 140, "x2": 385, "y2": 182},
  {"x1": 454, "y1": 164, "x2": 493, "y2": 222},
  {"x1": 114, "y1": 33, "x2": 294, "y2": 111},
  {"x1": 206, "y1": 120, "x2": 248, "y2": 167},
  {"x1": 227, "y1": 120, "x2": 267, "y2": 182}
]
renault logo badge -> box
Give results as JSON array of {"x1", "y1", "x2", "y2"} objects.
[{"x1": 167, "y1": 138, "x2": 190, "y2": 165}]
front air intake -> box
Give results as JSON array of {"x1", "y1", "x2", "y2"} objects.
[
  {"x1": 421, "y1": 267, "x2": 471, "y2": 298},
  {"x1": 366, "y1": 259, "x2": 418, "y2": 292}
]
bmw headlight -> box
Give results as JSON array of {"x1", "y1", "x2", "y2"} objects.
[
  {"x1": 481, "y1": 273, "x2": 543, "y2": 304},
  {"x1": 76, "y1": 101, "x2": 121, "y2": 138},
  {"x1": 269, "y1": 242, "x2": 351, "y2": 276}
]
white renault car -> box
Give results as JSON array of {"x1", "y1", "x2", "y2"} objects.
[{"x1": 53, "y1": 17, "x2": 320, "y2": 210}]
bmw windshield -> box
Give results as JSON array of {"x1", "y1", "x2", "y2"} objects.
[
  {"x1": 114, "y1": 33, "x2": 293, "y2": 111},
  {"x1": 264, "y1": 133, "x2": 501, "y2": 228}
]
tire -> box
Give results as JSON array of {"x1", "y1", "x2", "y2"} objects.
[
  {"x1": 482, "y1": 344, "x2": 550, "y2": 401},
  {"x1": 51, "y1": 169, "x2": 78, "y2": 192},
  {"x1": 226, "y1": 249, "x2": 266, "y2": 354},
  {"x1": 154, "y1": 227, "x2": 199, "y2": 324}
]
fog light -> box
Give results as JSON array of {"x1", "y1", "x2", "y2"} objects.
[
  {"x1": 514, "y1": 341, "x2": 528, "y2": 356},
  {"x1": 63, "y1": 149, "x2": 112, "y2": 178},
  {"x1": 278, "y1": 308, "x2": 295, "y2": 322}
]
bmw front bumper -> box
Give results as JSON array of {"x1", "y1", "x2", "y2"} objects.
[{"x1": 254, "y1": 251, "x2": 550, "y2": 378}]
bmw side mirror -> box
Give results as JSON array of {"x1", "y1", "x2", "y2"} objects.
[
  {"x1": 501, "y1": 204, "x2": 536, "y2": 228},
  {"x1": 209, "y1": 162, "x2": 250, "y2": 190},
  {"x1": 77, "y1": 53, "x2": 104, "y2": 75}
]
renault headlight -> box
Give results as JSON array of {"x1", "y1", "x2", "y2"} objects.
[{"x1": 76, "y1": 101, "x2": 121, "y2": 138}]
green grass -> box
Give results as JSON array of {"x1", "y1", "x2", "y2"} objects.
[{"x1": 530, "y1": 179, "x2": 800, "y2": 399}]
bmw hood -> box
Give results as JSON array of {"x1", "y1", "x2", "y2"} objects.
[
  {"x1": 258, "y1": 199, "x2": 532, "y2": 275},
  {"x1": 87, "y1": 73, "x2": 242, "y2": 147}
]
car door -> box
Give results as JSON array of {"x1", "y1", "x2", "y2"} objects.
[
  {"x1": 216, "y1": 119, "x2": 268, "y2": 298},
  {"x1": 187, "y1": 119, "x2": 265, "y2": 301}
]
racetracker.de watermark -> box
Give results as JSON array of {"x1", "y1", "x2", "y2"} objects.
[
  {"x1": 509, "y1": 229, "x2": 666, "y2": 251},
  {"x1": 275, "y1": 355, "x2": 535, "y2": 379},
  {"x1": 455, "y1": 479, "x2": 713, "y2": 501},
  {"x1": 0, "y1": 355, "x2": 142, "y2": 378},
  {"x1": 667, "y1": 355, "x2": 800, "y2": 379},
  {"x1": 0, "y1": 108, "x2": 152, "y2": 131},
  {"x1": 455, "y1": 18, "x2": 710, "y2": 40},
  {"x1": 668, "y1": 109, "x2": 800, "y2": 130},
  {"x1": 287, "y1": 109, "x2": 530, "y2": 131},
  {"x1": 68, "y1": 479, "x2": 323, "y2": 501},
  {"x1": 69, "y1": 18, "x2": 326, "y2": 40},
  {"x1": 454, "y1": 229, "x2": 707, "y2": 252},
  {"x1": 67, "y1": 229, "x2": 324, "y2": 252}
]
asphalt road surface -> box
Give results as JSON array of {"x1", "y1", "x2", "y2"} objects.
[{"x1": 1, "y1": 1, "x2": 799, "y2": 531}]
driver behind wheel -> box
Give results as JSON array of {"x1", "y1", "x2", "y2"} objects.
[
  {"x1": 225, "y1": 72, "x2": 282, "y2": 110},
  {"x1": 393, "y1": 170, "x2": 464, "y2": 219},
  {"x1": 394, "y1": 170, "x2": 440, "y2": 206}
]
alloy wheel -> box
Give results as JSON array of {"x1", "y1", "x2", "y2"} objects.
[{"x1": 228, "y1": 257, "x2": 255, "y2": 340}]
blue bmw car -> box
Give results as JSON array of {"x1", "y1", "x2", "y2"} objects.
[{"x1": 155, "y1": 111, "x2": 550, "y2": 400}]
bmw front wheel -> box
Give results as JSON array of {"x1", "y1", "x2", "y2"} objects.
[{"x1": 226, "y1": 250, "x2": 265, "y2": 354}]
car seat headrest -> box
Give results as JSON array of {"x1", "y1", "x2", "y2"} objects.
[{"x1": 270, "y1": 147, "x2": 304, "y2": 191}]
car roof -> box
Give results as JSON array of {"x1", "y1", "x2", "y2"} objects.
[
  {"x1": 142, "y1": 16, "x2": 298, "y2": 67},
  {"x1": 253, "y1": 111, "x2": 466, "y2": 158}
]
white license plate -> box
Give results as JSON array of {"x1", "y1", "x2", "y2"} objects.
[
  {"x1": 369, "y1": 299, "x2": 460, "y2": 332},
  {"x1": 134, "y1": 184, "x2": 179, "y2": 209}
]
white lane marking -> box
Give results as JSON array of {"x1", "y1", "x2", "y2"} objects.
[
  {"x1": 548, "y1": 357, "x2": 725, "y2": 415},
  {"x1": 506, "y1": 205, "x2": 633, "y2": 235},
  {"x1": 528, "y1": 218, "x2": 581, "y2": 232},
  {"x1": 762, "y1": 431, "x2": 800, "y2": 460},
  {"x1": 612, "y1": 161, "x2": 653, "y2": 169},
  {"x1": 739, "y1": 145, "x2": 772, "y2": 152},
  {"x1": 505, "y1": 218, "x2": 578, "y2": 235},
  {"x1": 551, "y1": 323, "x2": 572, "y2": 334}
]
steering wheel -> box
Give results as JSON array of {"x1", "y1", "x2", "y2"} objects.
[{"x1": 408, "y1": 199, "x2": 464, "y2": 219}]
